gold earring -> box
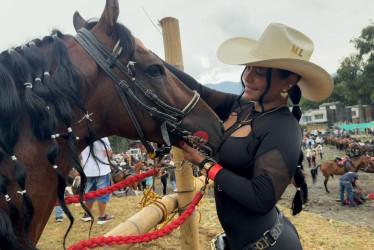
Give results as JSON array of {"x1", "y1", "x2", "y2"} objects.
[{"x1": 280, "y1": 89, "x2": 288, "y2": 99}]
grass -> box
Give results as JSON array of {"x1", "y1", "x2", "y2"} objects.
[{"x1": 37, "y1": 192, "x2": 374, "y2": 250}]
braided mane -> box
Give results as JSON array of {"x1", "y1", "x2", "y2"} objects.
[{"x1": 0, "y1": 22, "x2": 135, "y2": 249}]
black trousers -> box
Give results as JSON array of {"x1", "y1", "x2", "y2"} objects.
[{"x1": 161, "y1": 179, "x2": 167, "y2": 195}]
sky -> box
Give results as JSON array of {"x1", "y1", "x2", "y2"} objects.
[{"x1": 1, "y1": 0, "x2": 373, "y2": 84}]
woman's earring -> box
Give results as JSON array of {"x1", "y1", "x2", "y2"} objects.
[{"x1": 280, "y1": 89, "x2": 288, "y2": 99}]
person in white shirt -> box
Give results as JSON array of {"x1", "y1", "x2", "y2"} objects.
[
  {"x1": 306, "y1": 149, "x2": 312, "y2": 168},
  {"x1": 317, "y1": 144, "x2": 323, "y2": 159},
  {"x1": 80, "y1": 137, "x2": 114, "y2": 224}
]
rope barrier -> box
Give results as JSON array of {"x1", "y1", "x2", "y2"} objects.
[
  {"x1": 67, "y1": 192, "x2": 203, "y2": 250},
  {"x1": 57, "y1": 168, "x2": 208, "y2": 249},
  {"x1": 55, "y1": 169, "x2": 158, "y2": 206}
]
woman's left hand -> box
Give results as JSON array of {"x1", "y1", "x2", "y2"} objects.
[{"x1": 178, "y1": 141, "x2": 205, "y2": 165}]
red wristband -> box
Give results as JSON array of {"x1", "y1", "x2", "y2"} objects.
[{"x1": 208, "y1": 164, "x2": 223, "y2": 181}]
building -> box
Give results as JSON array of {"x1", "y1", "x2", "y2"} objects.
[
  {"x1": 301, "y1": 102, "x2": 374, "y2": 132},
  {"x1": 321, "y1": 102, "x2": 351, "y2": 125},
  {"x1": 347, "y1": 104, "x2": 374, "y2": 123},
  {"x1": 300, "y1": 102, "x2": 350, "y2": 132},
  {"x1": 300, "y1": 107, "x2": 328, "y2": 132}
]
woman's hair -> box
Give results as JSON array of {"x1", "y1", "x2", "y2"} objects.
[
  {"x1": 239, "y1": 67, "x2": 306, "y2": 215},
  {"x1": 278, "y1": 69, "x2": 302, "y2": 121},
  {"x1": 292, "y1": 151, "x2": 308, "y2": 215},
  {"x1": 277, "y1": 70, "x2": 306, "y2": 215}
]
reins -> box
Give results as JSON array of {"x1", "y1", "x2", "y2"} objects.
[{"x1": 74, "y1": 28, "x2": 200, "y2": 154}]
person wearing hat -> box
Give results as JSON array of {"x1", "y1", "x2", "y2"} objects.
[{"x1": 159, "y1": 23, "x2": 333, "y2": 249}]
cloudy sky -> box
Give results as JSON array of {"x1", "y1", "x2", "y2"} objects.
[{"x1": 1, "y1": 0, "x2": 373, "y2": 84}]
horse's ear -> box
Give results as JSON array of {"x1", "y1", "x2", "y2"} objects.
[
  {"x1": 96, "y1": 0, "x2": 119, "y2": 35},
  {"x1": 73, "y1": 11, "x2": 86, "y2": 31}
]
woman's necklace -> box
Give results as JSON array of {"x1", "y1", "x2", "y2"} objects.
[{"x1": 237, "y1": 106, "x2": 284, "y2": 128}]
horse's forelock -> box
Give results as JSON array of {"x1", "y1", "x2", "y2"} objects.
[{"x1": 116, "y1": 23, "x2": 136, "y2": 60}]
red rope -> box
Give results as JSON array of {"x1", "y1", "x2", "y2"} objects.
[
  {"x1": 56, "y1": 169, "x2": 158, "y2": 206},
  {"x1": 67, "y1": 192, "x2": 203, "y2": 250}
]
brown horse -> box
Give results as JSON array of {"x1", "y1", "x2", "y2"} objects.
[
  {"x1": 112, "y1": 161, "x2": 147, "y2": 191},
  {"x1": 359, "y1": 156, "x2": 374, "y2": 173},
  {"x1": 311, "y1": 155, "x2": 369, "y2": 193},
  {"x1": 0, "y1": 1, "x2": 223, "y2": 249}
]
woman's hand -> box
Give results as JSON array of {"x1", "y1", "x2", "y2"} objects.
[{"x1": 178, "y1": 141, "x2": 205, "y2": 165}]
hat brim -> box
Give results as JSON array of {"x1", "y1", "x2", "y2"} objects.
[{"x1": 217, "y1": 37, "x2": 333, "y2": 102}]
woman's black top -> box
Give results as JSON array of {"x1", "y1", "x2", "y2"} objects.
[{"x1": 164, "y1": 62, "x2": 302, "y2": 249}]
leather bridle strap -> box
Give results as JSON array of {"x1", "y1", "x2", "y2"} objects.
[
  {"x1": 75, "y1": 33, "x2": 153, "y2": 152},
  {"x1": 74, "y1": 28, "x2": 200, "y2": 153},
  {"x1": 77, "y1": 28, "x2": 200, "y2": 120}
]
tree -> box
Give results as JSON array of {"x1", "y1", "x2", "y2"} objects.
[
  {"x1": 299, "y1": 97, "x2": 320, "y2": 111},
  {"x1": 108, "y1": 136, "x2": 133, "y2": 154},
  {"x1": 351, "y1": 23, "x2": 374, "y2": 121},
  {"x1": 331, "y1": 22, "x2": 374, "y2": 123},
  {"x1": 335, "y1": 54, "x2": 362, "y2": 106}
]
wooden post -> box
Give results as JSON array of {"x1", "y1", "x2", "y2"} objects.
[
  {"x1": 94, "y1": 176, "x2": 210, "y2": 249},
  {"x1": 159, "y1": 17, "x2": 200, "y2": 250},
  {"x1": 171, "y1": 148, "x2": 201, "y2": 250},
  {"x1": 159, "y1": 17, "x2": 184, "y2": 71}
]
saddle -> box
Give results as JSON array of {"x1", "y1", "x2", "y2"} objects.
[{"x1": 335, "y1": 156, "x2": 349, "y2": 167}]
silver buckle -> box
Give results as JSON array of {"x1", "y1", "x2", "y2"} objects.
[{"x1": 263, "y1": 230, "x2": 276, "y2": 246}]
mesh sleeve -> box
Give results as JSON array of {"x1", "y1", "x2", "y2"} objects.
[
  {"x1": 252, "y1": 148, "x2": 291, "y2": 202},
  {"x1": 215, "y1": 148, "x2": 290, "y2": 214}
]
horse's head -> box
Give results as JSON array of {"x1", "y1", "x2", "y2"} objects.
[
  {"x1": 359, "y1": 155, "x2": 370, "y2": 169},
  {"x1": 70, "y1": 0, "x2": 223, "y2": 156},
  {"x1": 351, "y1": 155, "x2": 370, "y2": 171},
  {"x1": 0, "y1": 1, "x2": 223, "y2": 248}
]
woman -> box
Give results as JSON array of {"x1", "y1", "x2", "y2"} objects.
[{"x1": 163, "y1": 23, "x2": 333, "y2": 249}]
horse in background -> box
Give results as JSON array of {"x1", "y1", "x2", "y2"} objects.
[
  {"x1": 112, "y1": 161, "x2": 147, "y2": 192},
  {"x1": 0, "y1": 1, "x2": 224, "y2": 248},
  {"x1": 311, "y1": 155, "x2": 369, "y2": 193}
]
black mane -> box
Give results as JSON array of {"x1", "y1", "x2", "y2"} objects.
[{"x1": 0, "y1": 22, "x2": 136, "y2": 248}]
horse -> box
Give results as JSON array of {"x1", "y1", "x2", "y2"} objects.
[
  {"x1": 311, "y1": 155, "x2": 369, "y2": 193},
  {"x1": 112, "y1": 161, "x2": 147, "y2": 191},
  {"x1": 0, "y1": 1, "x2": 224, "y2": 249}
]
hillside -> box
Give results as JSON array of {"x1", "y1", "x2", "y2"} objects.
[{"x1": 204, "y1": 81, "x2": 242, "y2": 95}]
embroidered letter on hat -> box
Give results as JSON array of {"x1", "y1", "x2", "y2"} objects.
[{"x1": 291, "y1": 45, "x2": 303, "y2": 57}]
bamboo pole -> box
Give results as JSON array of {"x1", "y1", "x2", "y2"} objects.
[
  {"x1": 171, "y1": 148, "x2": 201, "y2": 250},
  {"x1": 94, "y1": 176, "x2": 210, "y2": 249},
  {"x1": 101, "y1": 194, "x2": 178, "y2": 250},
  {"x1": 159, "y1": 17, "x2": 184, "y2": 71},
  {"x1": 159, "y1": 17, "x2": 201, "y2": 250}
]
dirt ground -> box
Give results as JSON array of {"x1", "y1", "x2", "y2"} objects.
[
  {"x1": 278, "y1": 144, "x2": 374, "y2": 229},
  {"x1": 37, "y1": 145, "x2": 374, "y2": 249}
]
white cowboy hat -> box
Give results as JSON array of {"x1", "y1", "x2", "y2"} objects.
[{"x1": 217, "y1": 23, "x2": 333, "y2": 102}]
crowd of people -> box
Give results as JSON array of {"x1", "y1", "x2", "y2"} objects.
[
  {"x1": 54, "y1": 139, "x2": 180, "y2": 223},
  {"x1": 302, "y1": 130, "x2": 370, "y2": 208},
  {"x1": 303, "y1": 133, "x2": 324, "y2": 169}
]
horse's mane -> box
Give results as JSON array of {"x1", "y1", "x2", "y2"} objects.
[{"x1": 0, "y1": 21, "x2": 135, "y2": 249}]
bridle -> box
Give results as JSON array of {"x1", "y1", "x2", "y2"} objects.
[{"x1": 74, "y1": 28, "x2": 205, "y2": 156}]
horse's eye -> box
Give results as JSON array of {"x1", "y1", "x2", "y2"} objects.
[{"x1": 147, "y1": 65, "x2": 165, "y2": 77}]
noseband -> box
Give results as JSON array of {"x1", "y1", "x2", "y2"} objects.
[{"x1": 74, "y1": 28, "x2": 201, "y2": 154}]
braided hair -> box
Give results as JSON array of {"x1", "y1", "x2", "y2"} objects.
[
  {"x1": 292, "y1": 151, "x2": 308, "y2": 215},
  {"x1": 254, "y1": 68, "x2": 306, "y2": 215}
]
